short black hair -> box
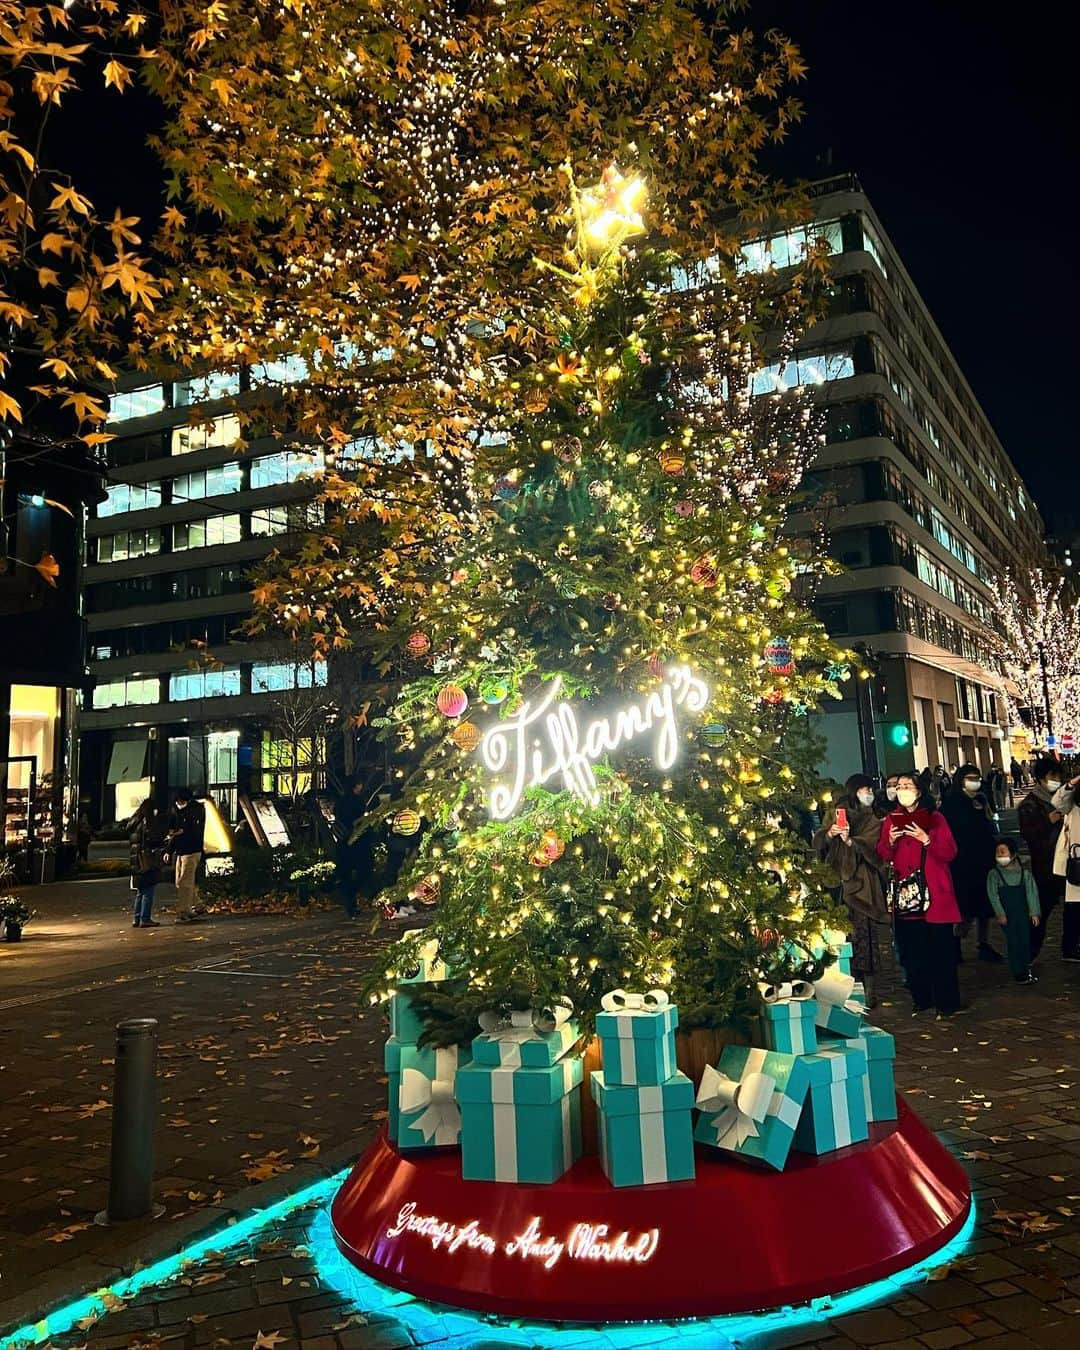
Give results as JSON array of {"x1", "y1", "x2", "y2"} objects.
[
  {"x1": 174, "y1": 787, "x2": 192, "y2": 802},
  {"x1": 1033, "y1": 758, "x2": 1060, "y2": 783},
  {"x1": 995, "y1": 836, "x2": 1020, "y2": 857}
]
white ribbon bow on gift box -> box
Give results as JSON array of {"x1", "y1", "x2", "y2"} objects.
[
  {"x1": 477, "y1": 996, "x2": 575, "y2": 1040},
  {"x1": 758, "y1": 979, "x2": 814, "y2": 1004},
  {"x1": 696, "y1": 1062, "x2": 776, "y2": 1148},
  {"x1": 600, "y1": 988, "x2": 669, "y2": 1013},
  {"x1": 813, "y1": 970, "x2": 866, "y2": 1018},
  {"x1": 398, "y1": 930, "x2": 447, "y2": 982},
  {"x1": 399, "y1": 1046, "x2": 461, "y2": 1145}
]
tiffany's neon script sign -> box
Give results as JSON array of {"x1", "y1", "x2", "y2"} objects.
[{"x1": 480, "y1": 665, "x2": 710, "y2": 819}]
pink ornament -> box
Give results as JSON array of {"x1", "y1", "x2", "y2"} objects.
[
  {"x1": 648, "y1": 653, "x2": 666, "y2": 678},
  {"x1": 436, "y1": 684, "x2": 468, "y2": 718},
  {"x1": 674, "y1": 499, "x2": 694, "y2": 518},
  {"x1": 406, "y1": 632, "x2": 431, "y2": 657}
]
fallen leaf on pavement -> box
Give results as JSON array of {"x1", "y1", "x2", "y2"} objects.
[{"x1": 253, "y1": 1333, "x2": 288, "y2": 1350}]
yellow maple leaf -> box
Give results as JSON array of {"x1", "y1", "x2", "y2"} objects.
[
  {"x1": 210, "y1": 77, "x2": 235, "y2": 105},
  {"x1": 50, "y1": 185, "x2": 92, "y2": 216},
  {"x1": 60, "y1": 390, "x2": 108, "y2": 423},
  {"x1": 397, "y1": 273, "x2": 422, "y2": 292},
  {"x1": 103, "y1": 60, "x2": 133, "y2": 92},
  {"x1": 65, "y1": 283, "x2": 90, "y2": 312},
  {"x1": 40, "y1": 357, "x2": 75, "y2": 380},
  {"x1": 40, "y1": 231, "x2": 70, "y2": 256},
  {"x1": 0, "y1": 390, "x2": 23, "y2": 423},
  {"x1": 37, "y1": 267, "x2": 60, "y2": 288}
]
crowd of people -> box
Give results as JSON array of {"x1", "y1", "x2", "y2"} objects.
[{"x1": 814, "y1": 760, "x2": 1080, "y2": 1018}]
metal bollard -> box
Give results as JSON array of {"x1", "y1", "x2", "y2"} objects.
[{"x1": 95, "y1": 1018, "x2": 165, "y2": 1225}]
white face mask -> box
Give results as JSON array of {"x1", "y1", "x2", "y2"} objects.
[
  {"x1": 896, "y1": 787, "x2": 919, "y2": 807},
  {"x1": 995, "y1": 854, "x2": 1012, "y2": 866},
  {"x1": 885, "y1": 786, "x2": 898, "y2": 801},
  {"x1": 1046, "y1": 780, "x2": 1062, "y2": 792},
  {"x1": 963, "y1": 779, "x2": 981, "y2": 794},
  {"x1": 856, "y1": 789, "x2": 875, "y2": 807}
]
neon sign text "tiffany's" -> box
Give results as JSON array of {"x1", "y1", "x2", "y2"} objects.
[{"x1": 480, "y1": 665, "x2": 710, "y2": 819}]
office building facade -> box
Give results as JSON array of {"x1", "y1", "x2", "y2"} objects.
[
  {"x1": 79, "y1": 370, "x2": 333, "y2": 825},
  {"x1": 758, "y1": 175, "x2": 1045, "y2": 777}
]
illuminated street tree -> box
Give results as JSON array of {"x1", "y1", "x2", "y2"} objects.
[{"x1": 991, "y1": 568, "x2": 1080, "y2": 739}]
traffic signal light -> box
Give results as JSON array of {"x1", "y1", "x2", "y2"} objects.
[{"x1": 888, "y1": 722, "x2": 912, "y2": 748}]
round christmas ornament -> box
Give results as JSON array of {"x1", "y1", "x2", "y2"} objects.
[
  {"x1": 524, "y1": 388, "x2": 549, "y2": 414},
  {"x1": 494, "y1": 476, "x2": 519, "y2": 502},
  {"x1": 587, "y1": 479, "x2": 610, "y2": 499},
  {"x1": 647, "y1": 652, "x2": 666, "y2": 678},
  {"x1": 659, "y1": 449, "x2": 686, "y2": 476},
  {"x1": 396, "y1": 724, "x2": 416, "y2": 749},
  {"x1": 701, "y1": 722, "x2": 727, "y2": 747},
  {"x1": 559, "y1": 576, "x2": 580, "y2": 599},
  {"x1": 538, "y1": 830, "x2": 565, "y2": 862},
  {"x1": 674, "y1": 498, "x2": 695, "y2": 518},
  {"x1": 690, "y1": 557, "x2": 719, "y2": 587},
  {"x1": 602, "y1": 592, "x2": 620, "y2": 611},
  {"x1": 451, "y1": 721, "x2": 482, "y2": 751},
  {"x1": 391, "y1": 809, "x2": 421, "y2": 836},
  {"x1": 436, "y1": 684, "x2": 469, "y2": 718},
  {"x1": 554, "y1": 436, "x2": 582, "y2": 464},
  {"x1": 764, "y1": 637, "x2": 795, "y2": 675},
  {"x1": 480, "y1": 678, "x2": 509, "y2": 705},
  {"x1": 414, "y1": 873, "x2": 441, "y2": 905},
  {"x1": 762, "y1": 687, "x2": 786, "y2": 706},
  {"x1": 406, "y1": 631, "x2": 431, "y2": 658},
  {"x1": 528, "y1": 845, "x2": 554, "y2": 868},
  {"x1": 765, "y1": 577, "x2": 791, "y2": 600}
]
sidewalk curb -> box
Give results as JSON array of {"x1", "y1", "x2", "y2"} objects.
[{"x1": 0, "y1": 1138, "x2": 367, "y2": 1341}]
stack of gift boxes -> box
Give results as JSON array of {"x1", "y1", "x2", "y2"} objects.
[
  {"x1": 382, "y1": 930, "x2": 897, "y2": 1186},
  {"x1": 694, "y1": 936, "x2": 898, "y2": 1172}
]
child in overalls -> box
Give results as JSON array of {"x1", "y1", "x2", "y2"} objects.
[{"x1": 987, "y1": 837, "x2": 1041, "y2": 985}]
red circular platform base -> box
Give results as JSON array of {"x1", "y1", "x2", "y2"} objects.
[{"x1": 331, "y1": 1101, "x2": 970, "y2": 1322}]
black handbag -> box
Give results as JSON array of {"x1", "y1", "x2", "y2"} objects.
[
  {"x1": 1067, "y1": 844, "x2": 1080, "y2": 888},
  {"x1": 888, "y1": 843, "x2": 931, "y2": 918}
]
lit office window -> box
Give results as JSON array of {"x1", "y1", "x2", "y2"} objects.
[
  {"x1": 96, "y1": 527, "x2": 162, "y2": 563},
  {"x1": 740, "y1": 219, "x2": 843, "y2": 275},
  {"x1": 860, "y1": 219, "x2": 889, "y2": 278},
  {"x1": 250, "y1": 505, "x2": 289, "y2": 536},
  {"x1": 173, "y1": 514, "x2": 242, "y2": 551},
  {"x1": 168, "y1": 666, "x2": 243, "y2": 701},
  {"x1": 174, "y1": 372, "x2": 241, "y2": 406},
  {"x1": 261, "y1": 733, "x2": 325, "y2": 796},
  {"x1": 98, "y1": 481, "x2": 163, "y2": 517},
  {"x1": 251, "y1": 660, "x2": 328, "y2": 693},
  {"x1": 109, "y1": 385, "x2": 167, "y2": 424},
  {"x1": 171, "y1": 414, "x2": 243, "y2": 455},
  {"x1": 250, "y1": 449, "x2": 324, "y2": 488},
  {"x1": 250, "y1": 354, "x2": 309, "y2": 385},
  {"x1": 172, "y1": 462, "x2": 244, "y2": 503},
  {"x1": 92, "y1": 675, "x2": 161, "y2": 709},
  {"x1": 751, "y1": 348, "x2": 855, "y2": 396}
]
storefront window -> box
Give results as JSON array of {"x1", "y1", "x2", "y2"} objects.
[{"x1": 5, "y1": 684, "x2": 60, "y2": 850}]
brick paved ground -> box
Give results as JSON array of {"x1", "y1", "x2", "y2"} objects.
[{"x1": 4, "y1": 867, "x2": 1080, "y2": 1348}]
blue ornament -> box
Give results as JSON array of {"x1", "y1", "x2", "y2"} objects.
[{"x1": 701, "y1": 723, "x2": 727, "y2": 748}]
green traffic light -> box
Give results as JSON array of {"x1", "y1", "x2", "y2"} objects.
[{"x1": 889, "y1": 722, "x2": 912, "y2": 748}]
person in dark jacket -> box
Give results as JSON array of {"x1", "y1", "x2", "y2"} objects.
[
  {"x1": 1019, "y1": 757, "x2": 1070, "y2": 959},
  {"x1": 941, "y1": 764, "x2": 1001, "y2": 961},
  {"x1": 167, "y1": 788, "x2": 206, "y2": 923},
  {"x1": 813, "y1": 774, "x2": 887, "y2": 1005},
  {"x1": 335, "y1": 778, "x2": 375, "y2": 919},
  {"x1": 129, "y1": 800, "x2": 168, "y2": 928}
]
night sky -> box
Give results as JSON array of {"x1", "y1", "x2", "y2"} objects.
[
  {"x1": 60, "y1": 2, "x2": 1075, "y2": 523},
  {"x1": 762, "y1": 0, "x2": 1078, "y2": 525}
]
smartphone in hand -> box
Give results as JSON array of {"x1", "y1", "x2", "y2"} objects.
[{"x1": 834, "y1": 806, "x2": 848, "y2": 832}]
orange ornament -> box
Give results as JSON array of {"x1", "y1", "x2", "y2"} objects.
[{"x1": 452, "y1": 721, "x2": 482, "y2": 752}]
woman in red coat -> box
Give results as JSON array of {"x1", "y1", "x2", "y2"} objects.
[{"x1": 877, "y1": 773, "x2": 964, "y2": 1017}]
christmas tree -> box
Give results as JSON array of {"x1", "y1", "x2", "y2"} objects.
[{"x1": 360, "y1": 166, "x2": 850, "y2": 1036}]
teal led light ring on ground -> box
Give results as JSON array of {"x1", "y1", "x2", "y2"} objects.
[{"x1": 1, "y1": 1179, "x2": 974, "y2": 1350}]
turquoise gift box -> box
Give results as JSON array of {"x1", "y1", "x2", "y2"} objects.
[
  {"x1": 857, "y1": 1024, "x2": 897, "y2": 1122},
  {"x1": 793, "y1": 1041, "x2": 869, "y2": 1155},
  {"x1": 472, "y1": 1018, "x2": 580, "y2": 1068},
  {"x1": 388, "y1": 930, "x2": 449, "y2": 1042},
  {"x1": 813, "y1": 972, "x2": 867, "y2": 1040},
  {"x1": 596, "y1": 1003, "x2": 678, "y2": 1086},
  {"x1": 759, "y1": 996, "x2": 818, "y2": 1056},
  {"x1": 694, "y1": 1045, "x2": 811, "y2": 1172},
  {"x1": 385, "y1": 1036, "x2": 470, "y2": 1151},
  {"x1": 812, "y1": 933, "x2": 853, "y2": 976},
  {"x1": 455, "y1": 1056, "x2": 583, "y2": 1184},
  {"x1": 591, "y1": 1071, "x2": 696, "y2": 1188}
]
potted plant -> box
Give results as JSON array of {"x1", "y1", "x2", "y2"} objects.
[
  {"x1": 1, "y1": 896, "x2": 35, "y2": 942},
  {"x1": 287, "y1": 860, "x2": 336, "y2": 907}
]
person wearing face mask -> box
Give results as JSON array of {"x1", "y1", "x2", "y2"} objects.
[
  {"x1": 875, "y1": 774, "x2": 900, "y2": 818},
  {"x1": 1051, "y1": 771, "x2": 1080, "y2": 961},
  {"x1": 1019, "y1": 758, "x2": 1070, "y2": 960},
  {"x1": 941, "y1": 764, "x2": 1002, "y2": 963},
  {"x1": 986, "y1": 837, "x2": 1040, "y2": 985},
  {"x1": 877, "y1": 772, "x2": 963, "y2": 1016},
  {"x1": 813, "y1": 774, "x2": 888, "y2": 1005}
]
